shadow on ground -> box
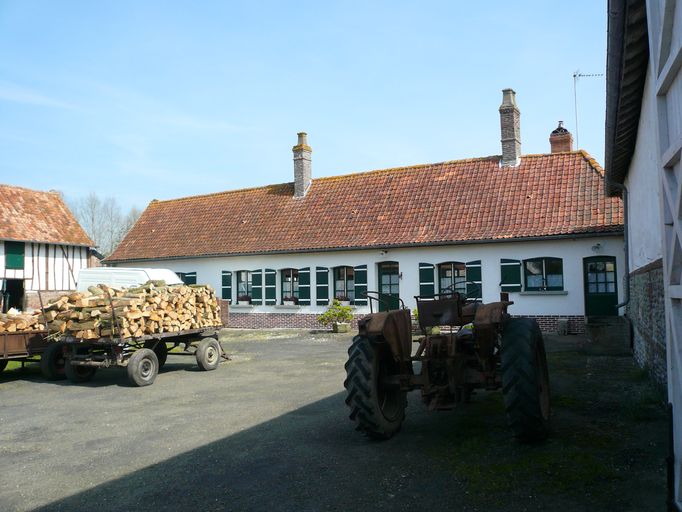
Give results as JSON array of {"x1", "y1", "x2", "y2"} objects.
[{"x1": 32, "y1": 336, "x2": 667, "y2": 512}]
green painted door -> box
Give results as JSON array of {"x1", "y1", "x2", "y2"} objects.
[
  {"x1": 378, "y1": 262, "x2": 400, "y2": 312},
  {"x1": 583, "y1": 256, "x2": 618, "y2": 316}
]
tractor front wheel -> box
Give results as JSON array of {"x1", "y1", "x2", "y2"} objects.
[
  {"x1": 344, "y1": 335, "x2": 406, "y2": 440},
  {"x1": 501, "y1": 318, "x2": 550, "y2": 442}
]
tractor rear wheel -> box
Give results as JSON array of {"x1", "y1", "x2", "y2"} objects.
[
  {"x1": 344, "y1": 335, "x2": 406, "y2": 439},
  {"x1": 501, "y1": 318, "x2": 550, "y2": 442}
]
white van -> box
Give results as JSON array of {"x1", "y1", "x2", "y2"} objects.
[{"x1": 76, "y1": 267, "x2": 183, "y2": 292}]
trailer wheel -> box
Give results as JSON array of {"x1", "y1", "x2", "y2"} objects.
[
  {"x1": 344, "y1": 335, "x2": 407, "y2": 440},
  {"x1": 501, "y1": 318, "x2": 550, "y2": 443},
  {"x1": 65, "y1": 362, "x2": 97, "y2": 384},
  {"x1": 196, "y1": 338, "x2": 220, "y2": 371},
  {"x1": 0, "y1": 360, "x2": 7, "y2": 373},
  {"x1": 40, "y1": 343, "x2": 66, "y2": 380},
  {"x1": 144, "y1": 341, "x2": 168, "y2": 368},
  {"x1": 127, "y1": 348, "x2": 159, "y2": 387}
]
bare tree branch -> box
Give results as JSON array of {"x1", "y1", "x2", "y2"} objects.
[{"x1": 69, "y1": 194, "x2": 141, "y2": 256}]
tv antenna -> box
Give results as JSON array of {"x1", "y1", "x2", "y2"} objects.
[{"x1": 573, "y1": 70, "x2": 604, "y2": 149}]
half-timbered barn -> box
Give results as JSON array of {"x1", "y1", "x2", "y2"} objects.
[{"x1": 0, "y1": 184, "x2": 94, "y2": 311}]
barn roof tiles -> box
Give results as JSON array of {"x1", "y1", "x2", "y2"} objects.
[{"x1": 0, "y1": 184, "x2": 93, "y2": 247}]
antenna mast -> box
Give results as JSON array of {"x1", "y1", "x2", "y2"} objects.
[{"x1": 572, "y1": 70, "x2": 604, "y2": 149}]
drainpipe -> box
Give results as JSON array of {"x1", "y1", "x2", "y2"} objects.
[{"x1": 608, "y1": 180, "x2": 630, "y2": 309}]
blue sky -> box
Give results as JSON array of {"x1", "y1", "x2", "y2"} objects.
[{"x1": 0, "y1": 1, "x2": 607, "y2": 211}]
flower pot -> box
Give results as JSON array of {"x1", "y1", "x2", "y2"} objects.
[
  {"x1": 283, "y1": 301, "x2": 296, "y2": 306},
  {"x1": 340, "y1": 301, "x2": 351, "y2": 306},
  {"x1": 333, "y1": 322, "x2": 350, "y2": 333}
]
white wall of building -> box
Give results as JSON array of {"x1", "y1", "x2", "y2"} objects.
[
  {"x1": 0, "y1": 241, "x2": 89, "y2": 291},
  {"x1": 116, "y1": 235, "x2": 624, "y2": 317},
  {"x1": 624, "y1": 65, "x2": 664, "y2": 271}
]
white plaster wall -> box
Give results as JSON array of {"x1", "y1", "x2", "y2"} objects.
[
  {"x1": 0, "y1": 241, "x2": 87, "y2": 291},
  {"x1": 115, "y1": 235, "x2": 624, "y2": 317},
  {"x1": 625, "y1": 65, "x2": 664, "y2": 271}
]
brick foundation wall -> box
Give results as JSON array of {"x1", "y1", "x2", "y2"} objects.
[
  {"x1": 516, "y1": 315, "x2": 586, "y2": 335},
  {"x1": 24, "y1": 291, "x2": 72, "y2": 310},
  {"x1": 224, "y1": 310, "x2": 584, "y2": 334},
  {"x1": 227, "y1": 312, "x2": 362, "y2": 330},
  {"x1": 628, "y1": 260, "x2": 667, "y2": 385}
]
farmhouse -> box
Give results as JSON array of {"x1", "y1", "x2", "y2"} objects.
[
  {"x1": 605, "y1": 0, "x2": 682, "y2": 506},
  {"x1": 107, "y1": 90, "x2": 624, "y2": 334},
  {"x1": 0, "y1": 184, "x2": 95, "y2": 311}
]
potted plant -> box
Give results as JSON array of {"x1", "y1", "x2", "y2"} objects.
[
  {"x1": 317, "y1": 299, "x2": 354, "y2": 333},
  {"x1": 237, "y1": 294, "x2": 252, "y2": 305},
  {"x1": 335, "y1": 295, "x2": 351, "y2": 306},
  {"x1": 282, "y1": 296, "x2": 299, "y2": 306}
]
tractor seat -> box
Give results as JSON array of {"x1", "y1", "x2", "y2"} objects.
[{"x1": 460, "y1": 302, "x2": 480, "y2": 325}]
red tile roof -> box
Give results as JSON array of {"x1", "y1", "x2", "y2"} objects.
[
  {"x1": 107, "y1": 151, "x2": 623, "y2": 262},
  {"x1": 0, "y1": 184, "x2": 93, "y2": 247}
]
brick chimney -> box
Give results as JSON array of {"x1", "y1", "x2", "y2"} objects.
[
  {"x1": 292, "y1": 132, "x2": 312, "y2": 198},
  {"x1": 499, "y1": 88, "x2": 521, "y2": 167},
  {"x1": 549, "y1": 121, "x2": 573, "y2": 153}
]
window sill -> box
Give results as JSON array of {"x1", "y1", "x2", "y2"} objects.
[
  {"x1": 519, "y1": 291, "x2": 568, "y2": 296},
  {"x1": 274, "y1": 304, "x2": 301, "y2": 310},
  {"x1": 231, "y1": 303, "x2": 255, "y2": 309}
]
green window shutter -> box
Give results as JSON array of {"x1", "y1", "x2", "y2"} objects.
[
  {"x1": 5, "y1": 242, "x2": 24, "y2": 270},
  {"x1": 298, "y1": 267, "x2": 311, "y2": 305},
  {"x1": 466, "y1": 260, "x2": 482, "y2": 299},
  {"x1": 500, "y1": 259, "x2": 522, "y2": 292},
  {"x1": 221, "y1": 271, "x2": 232, "y2": 301},
  {"x1": 354, "y1": 265, "x2": 368, "y2": 305},
  {"x1": 251, "y1": 270, "x2": 263, "y2": 305},
  {"x1": 264, "y1": 269, "x2": 276, "y2": 305},
  {"x1": 316, "y1": 267, "x2": 329, "y2": 306},
  {"x1": 418, "y1": 263, "x2": 435, "y2": 297}
]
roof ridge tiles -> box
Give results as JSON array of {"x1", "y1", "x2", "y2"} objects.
[
  {"x1": 151, "y1": 154, "x2": 506, "y2": 205},
  {"x1": 0, "y1": 183, "x2": 62, "y2": 195}
]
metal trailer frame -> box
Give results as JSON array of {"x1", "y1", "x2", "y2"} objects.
[
  {"x1": 62, "y1": 328, "x2": 227, "y2": 386},
  {"x1": 0, "y1": 329, "x2": 49, "y2": 367}
]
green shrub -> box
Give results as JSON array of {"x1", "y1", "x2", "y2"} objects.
[{"x1": 317, "y1": 299, "x2": 353, "y2": 326}]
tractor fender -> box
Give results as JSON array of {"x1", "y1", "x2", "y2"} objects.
[
  {"x1": 473, "y1": 301, "x2": 513, "y2": 327},
  {"x1": 358, "y1": 309, "x2": 412, "y2": 362}
]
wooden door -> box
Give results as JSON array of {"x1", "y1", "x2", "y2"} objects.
[
  {"x1": 378, "y1": 262, "x2": 400, "y2": 312},
  {"x1": 583, "y1": 256, "x2": 618, "y2": 316}
]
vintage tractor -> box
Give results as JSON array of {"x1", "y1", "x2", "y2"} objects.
[{"x1": 344, "y1": 290, "x2": 550, "y2": 442}]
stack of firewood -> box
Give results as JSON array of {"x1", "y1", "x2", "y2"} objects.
[
  {"x1": 43, "y1": 281, "x2": 222, "y2": 340},
  {"x1": 0, "y1": 310, "x2": 45, "y2": 333}
]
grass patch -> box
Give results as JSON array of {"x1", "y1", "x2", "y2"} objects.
[
  {"x1": 628, "y1": 367, "x2": 651, "y2": 382},
  {"x1": 552, "y1": 394, "x2": 583, "y2": 411},
  {"x1": 622, "y1": 388, "x2": 666, "y2": 422},
  {"x1": 441, "y1": 421, "x2": 622, "y2": 504},
  {"x1": 5, "y1": 360, "x2": 27, "y2": 371},
  {"x1": 434, "y1": 352, "x2": 657, "y2": 506}
]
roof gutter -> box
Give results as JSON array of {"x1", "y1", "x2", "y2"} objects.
[
  {"x1": 605, "y1": 0, "x2": 626, "y2": 194},
  {"x1": 604, "y1": 0, "x2": 649, "y2": 195},
  {"x1": 105, "y1": 230, "x2": 625, "y2": 264},
  {"x1": 1, "y1": 237, "x2": 93, "y2": 248}
]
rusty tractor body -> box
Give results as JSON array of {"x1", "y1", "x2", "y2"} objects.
[{"x1": 344, "y1": 291, "x2": 550, "y2": 442}]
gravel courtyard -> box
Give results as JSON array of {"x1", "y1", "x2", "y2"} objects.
[{"x1": 0, "y1": 329, "x2": 668, "y2": 511}]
